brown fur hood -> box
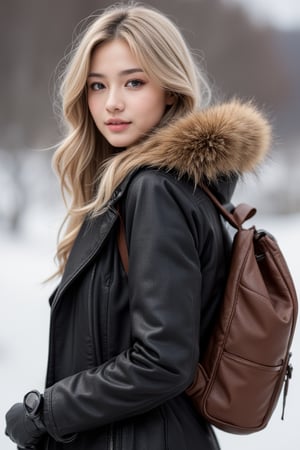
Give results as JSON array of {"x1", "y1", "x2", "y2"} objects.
[{"x1": 126, "y1": 99, "x2": 272, "y2": 185}]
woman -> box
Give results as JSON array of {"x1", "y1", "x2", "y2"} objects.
[{"x1": 5, "y1": 3, "x2": 271, "y2": 449}]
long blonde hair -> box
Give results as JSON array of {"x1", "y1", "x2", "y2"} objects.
[{"x1": 53, "y1": 2, "x2": 210, "y2": 276}]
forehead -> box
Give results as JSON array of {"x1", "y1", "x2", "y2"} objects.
[{"x1": 89, "y1": 39, "x2": 140, "y2": 72}]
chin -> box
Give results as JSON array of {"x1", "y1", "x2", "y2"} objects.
[{"x1": 107, "y1": 138, "x2": 138, "y2": 148}]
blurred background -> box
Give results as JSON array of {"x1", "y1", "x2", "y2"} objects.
[{"x1": 1, "y1": 1, "x2": 299, "y2": 449}]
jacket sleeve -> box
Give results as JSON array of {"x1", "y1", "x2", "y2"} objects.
[{"x1": 43, "y1": 171, "x2": 203, "y2": 439}]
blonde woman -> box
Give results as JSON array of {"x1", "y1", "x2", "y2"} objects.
[{"x1": 5, "y1": 3, "x2": 271, "y2": 450}]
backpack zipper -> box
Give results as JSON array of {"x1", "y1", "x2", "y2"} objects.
[{"x1": 281, "y1": 352, "x2": 293, "y2": 420}]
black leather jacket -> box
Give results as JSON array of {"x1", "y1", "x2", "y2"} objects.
[{"x1": 42, "y1": 169, "x2": 230, "y2": 450}]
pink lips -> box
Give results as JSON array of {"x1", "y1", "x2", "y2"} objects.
[{"x1": 105, "y1": 119, "x2": 131, "y2": 132}]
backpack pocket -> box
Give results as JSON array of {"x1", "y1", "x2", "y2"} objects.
[{"x1": 204, "y1": 351, "x2": 284, "y2": 431}]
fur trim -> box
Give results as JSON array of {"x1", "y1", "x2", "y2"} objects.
[{"x1": 134, "y1": 99, "x2": 271, "y2": 184}]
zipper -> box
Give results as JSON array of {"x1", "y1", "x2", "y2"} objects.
[
  {"x1": 159, "y1": 406, "x2": 168, "y2": 450},
  {"x1": 109, "y1": 423, "x2": 115, "y2": 450},
  {"x1": 88, "y1": 264, "x2": 102, "y2": 364},
  {"x1": 281, "y1": 352, "x2": 293, "y2": 420},
  {"x1": 103, "y1": 254, "x2": 114, "y2": 450},
  {"x1": 44, "y1": 435, "x2": 50, "y2": 450},
  {"x1": 103, "y1": 273, "x2": 113, "y2": 361}
]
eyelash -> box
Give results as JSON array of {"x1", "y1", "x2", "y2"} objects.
[
  {"x1": 126, "y1": 79, "x2": 145, "y2": 88},
  {"x1": 89, "y1": 79, "x2": 145, "y2": 91},
  {"x1": 89, "y1": 82, "x2": 105, "y2": 91}
]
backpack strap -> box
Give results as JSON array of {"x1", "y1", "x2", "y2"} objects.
[
  {"x1": 116, "y1": 205, "x2": 129, "y2": 274},
  {"x1": 201, "y1": 185, "x2": 256, "y2": 229}
]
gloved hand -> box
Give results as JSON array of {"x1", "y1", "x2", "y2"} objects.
[{"x1": 5, "y1": 392, "x2": 46, "y2": 449}]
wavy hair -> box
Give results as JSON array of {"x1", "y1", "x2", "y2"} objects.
[{"x1": 53, "y1": 2, "x2": 211, "y2": 276}]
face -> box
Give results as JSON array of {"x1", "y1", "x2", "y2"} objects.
[{"x1": 87, "y1": 39, "x2": 174, "y2": 148}]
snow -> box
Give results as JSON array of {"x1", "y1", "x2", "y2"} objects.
[{"x1": 1, "y1": 210, "x2": 300, "y2": 449}]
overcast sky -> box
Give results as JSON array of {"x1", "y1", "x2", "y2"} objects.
[{"x1": 224, "y1": 0, "x2": 300, "y2": 29}]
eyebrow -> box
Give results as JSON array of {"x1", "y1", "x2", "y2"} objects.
[{"x1": 87, "y1": 68, "x2": 144, "y2": 78}]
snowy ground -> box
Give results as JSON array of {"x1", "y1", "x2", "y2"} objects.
[{"x1": 1, "y1": 208, "x2": 299, "y2": 450}]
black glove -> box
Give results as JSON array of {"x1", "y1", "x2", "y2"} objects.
[{"x1": 5, "y1": 391, "x2": 46, "y2": 449}]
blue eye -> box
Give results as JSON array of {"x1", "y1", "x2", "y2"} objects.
[
  {"x1": 126, "y1": 79, "x2": 145, "y2": 88},
  {"x1": 90, "y1": 82, "x2": 105, "y2": 91}
]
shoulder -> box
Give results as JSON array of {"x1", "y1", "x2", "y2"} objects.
[
  {"x1": 125, "y1": 168, "x2": 207, "y2": 210},
  {"x1": 122, "y1": 168, "x2": 218, "y2": 246},
  {"x1": 117, "y1": 168, "x2": 227, "y2": 265}
]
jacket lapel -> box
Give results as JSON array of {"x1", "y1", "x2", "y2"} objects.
[
  {"x1": 50, "y1": 169, "x2": 138, "y2": 311},
  {"x1": 51, "y1": 206, "x2": 118, "y2": 311}
]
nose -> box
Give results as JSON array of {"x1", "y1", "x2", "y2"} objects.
[{"x1": 105, "y1": 88, "x2": 125, "y2": 112}]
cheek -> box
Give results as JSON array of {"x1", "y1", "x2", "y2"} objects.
[
  {"x1": 140, "y1": 94, "x2": 166, "y2": 118},
  {"x1": 150, "y1": 98, "x2": 168, "y2": 122},
  {"x1": 87, "y1": 97, "x2": 95, "y2": 118},
  {"x1": 152, "y1": 91, "x2": 168, "y2": 113},
  {"x1": 88, "y1": 96, "x2": 103, "y2": 120}
]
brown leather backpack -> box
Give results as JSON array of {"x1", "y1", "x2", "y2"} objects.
[{"x1": 117, "y1": 186, "x2": 298, "y2": 435}]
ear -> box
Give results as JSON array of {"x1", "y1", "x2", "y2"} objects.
[{"x1": 165, "y1": 91, "x2": 176, "y2": 106}]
